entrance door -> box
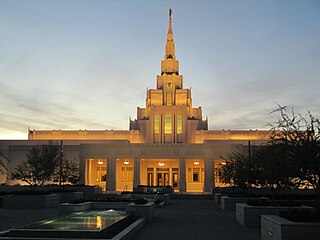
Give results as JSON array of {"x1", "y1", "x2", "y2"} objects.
[{"x1": 156, "y1": 168, "x2": 169, "y2": 186}]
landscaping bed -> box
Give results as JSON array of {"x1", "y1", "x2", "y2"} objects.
[
  {"x1": 236, "y1": 202, "x2": 316, "y2": 227},
  {"x1": 261, "y1": 212, "x2": 320, "y2": 240},
  {"x1": 2, "y1": 194, "x2": 59, "y2": 208}
]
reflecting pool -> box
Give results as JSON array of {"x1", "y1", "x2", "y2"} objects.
[{"x1": 21, "y1": 210, "x2": 128, "y2": 231}]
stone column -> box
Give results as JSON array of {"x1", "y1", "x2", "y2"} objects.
[
  {"x1": 204, "y1": 157, "x2": 214, "y2": 193},
  {"x1": 179, "y1": 157, "x2": 186, "y2": 193},
  {"x1": 133, "y1": 156, "x2": 141, "y2": 188},
  {"x1": 79, "y1": 156, "x2": 87, "y2": 185},
  {"x1": 106, "y1": 157, "x2": 116, "y2": 192}
]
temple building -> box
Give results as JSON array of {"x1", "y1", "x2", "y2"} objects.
[{"x1": 0, "y1": 11, "x2": 269, "y2": 193}]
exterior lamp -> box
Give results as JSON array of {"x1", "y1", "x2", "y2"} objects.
[
  {"x1": 124, "y1": 160, "x2": 129, "y2": 165},
  {"x1": 193, "y1": 160, "x2": 200, "y2": 165},
  {"x1": 98, "y1": 160, "x2": 104, "y2": 165},
  {"x1": 158, "y1": 160, "x2": 165, "y2": 167}
]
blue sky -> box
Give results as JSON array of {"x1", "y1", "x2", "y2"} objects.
[{"x1": 0, "y1": 0, "x2": 319, "y2": 139}]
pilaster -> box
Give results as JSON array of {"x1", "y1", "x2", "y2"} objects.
[
  {"x1": 179, "y1": 149, "x2": 186, "y2": 193},
  {"x1": 106, "y1": 156, "x2": 116, "y2": 192},
  {"x1": 133, "y1": 156, "x2": 141, "y2": 188}
]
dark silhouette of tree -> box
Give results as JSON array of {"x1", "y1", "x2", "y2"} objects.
[
  {"x1": 53, "y1": 155, "x2": 79, "y2": 185},
  {"x1": 252, "y1": 144, "x2": 298, "y2": 203},
  {"x1": 11, "y1": 141, "x2": 60, "y2": 187},
  {"x1": 219, "y1": 151, "x2": 256, "y2": 189},
  {"x1": 269, "y1": 106, "x2": 320, "y2": 200},
  {"x1": 0, "y1": 152, "x2": 7, "y2": 174}
]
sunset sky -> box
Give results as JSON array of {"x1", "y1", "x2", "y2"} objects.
[{"x1": 1, "y1": 0, "x2": 319, "y2": 139}]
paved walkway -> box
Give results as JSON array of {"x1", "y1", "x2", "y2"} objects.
[
  {"x1": 0, "y1": 208, "x2": 59, "y2": 232},
  {"x1": 131, "y1": 198, "x2": 260, "y2": 240}
]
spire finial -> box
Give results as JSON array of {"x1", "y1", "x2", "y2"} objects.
[
  {"x1": 167, "y1": 7, "x2": 173, "y2": 41},
  {"x1": 169, "y1": 7, "x2": 173, "y2": 20}
]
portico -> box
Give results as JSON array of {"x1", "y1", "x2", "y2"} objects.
[{"x1": 81, "y1": 143, "x2": 240, "y2": 193}]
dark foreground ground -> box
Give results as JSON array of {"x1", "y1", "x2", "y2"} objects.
[
  {"x1": 0, "y1": 197, "x2": 260, "y2": 240},
  {"x1": 131, "y1": 197, "x2": 260, "y2": 240}
]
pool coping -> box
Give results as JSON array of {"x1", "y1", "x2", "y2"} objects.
[{"x1": 0, "y1": 215, "x2": 146, "y2": 240}]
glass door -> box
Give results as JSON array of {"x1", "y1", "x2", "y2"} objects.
[{"x1": 156, "y1": 168, "x2": 169, "y2": 186}]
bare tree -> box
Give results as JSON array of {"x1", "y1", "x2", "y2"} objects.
[{"x1": 269, "y1": 105, "x2": 320, "y2": 200}]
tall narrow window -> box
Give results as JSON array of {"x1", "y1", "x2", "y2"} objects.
[
  {"x1": 96, "y1": 167, "x2": 106, "y2": 182},
  {"x1": 164, "y1": 114, "x2": 172, "y2": 134},
  {"x1": 121, "y1": 167, "x2": 133, "y2": 182},
  {"x1": 177, "y1": 114, "x2": 183, "y2": 134},
  {"x1": 154, "y1": 114, "x2": 160, "y2": 134},
  {"x1": 166, "y1": 83, "x2": 172, "y2": 106}
]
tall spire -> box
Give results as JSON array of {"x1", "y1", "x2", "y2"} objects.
[{"x1": 165, "y1": 8, "x2": 175, "y2": 60}]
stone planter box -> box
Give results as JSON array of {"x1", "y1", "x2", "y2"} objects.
[
  {"x1": 236, "y1": 203, "x2": 315, "y2": 227},
  {"x1": 126, "y1": 202, "x2": 155, "y2": 222},
  {"x1": 55, "y1": 191, "x2": 84, "y2": 203},
  {"x1": 59, "y1": 202, "x2": 91, "y2": 214},
  {"x1": 3, "y1": 194, "x2": 59, "y2": 209},
  {"x1": 214, "y1": 193, "x2": 223, "y2": 204},
  {"x1": 133, "y1": 186, "x2": 173, "y2": 198},
  {"x1": 71, "y1": 186, "x2": 102, "y2": 200},
  {"x1": 59, "y1": 201, "x2": 133, "y2": 214},
  {"x1": 130, "y1": 193, "x2": 169, "y2": 205},
  {"x1": 261, "y1": 215, "x2": 320, "y2": 240},
  {"x1": 221, "y1": 196, "x2": 258, "y2": 211}
]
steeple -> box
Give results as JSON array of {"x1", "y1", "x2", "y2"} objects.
[
  {"x1": 131, "y1": 8, "x2": 208, "y2": 144},
  {"x1": 165, "y1": 8, "x2": 175, "y2": 60},
  {"x1": 167, "y1": 8, "x2": 173, "y2": 41}
]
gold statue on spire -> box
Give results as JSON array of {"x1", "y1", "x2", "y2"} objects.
[{"x1": 169, "y1": 7, "x2": 173, "y2": 20}]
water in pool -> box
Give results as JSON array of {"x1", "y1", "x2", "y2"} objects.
[{"x1": 22, "y1": 210, "x2": 128, "y2": 231}]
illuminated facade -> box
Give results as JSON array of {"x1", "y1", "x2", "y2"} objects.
[{"x1": 0, "y1": 11, "x2": 269, "y2": 193}]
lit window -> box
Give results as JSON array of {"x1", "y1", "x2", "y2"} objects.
[
  {"x1": 177, "y1": 114, "x2": 183, "y2": 134},
  {"x1": 121, "y1": 167, "x2": 133, "y2": 182},
  {"x1": 164, "y1": 114, "x2": 172, "y2": 134},
  {"x1": 96, "y1": 167, "x2": 106, "y2": 182},
  {"x1": 166, "y1": 83, "x2": 172, "y2": 106},
  {"x1": 154, "y1": 114, "x2": 160, "y2": 134}
]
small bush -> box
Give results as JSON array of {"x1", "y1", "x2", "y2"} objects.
[{"x1": 134, "y1": 198, "x2": 148, "y2": 205}]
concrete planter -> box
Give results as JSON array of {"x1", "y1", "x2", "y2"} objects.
[
  {"x1": 3, "y1": 194, "x2": 59, "y2": 209},
  {"x1": 236, "y1": 203, "x2": 315, "y2": 227},
  {"x1": 71, "y1": 186, "x2": 102, "y2": 200},
  {"x1": 59, "y1": 202, "x2": 91, "y2": 214},
  {"x1": 214, "y1": 193, "x2": 223, "y2": 204},
  {"x1": 126, "y1": 202, "x2": 155, "y2": 222},
  {"x1": 261, "y1": 215, "x2": 320, "y2": 240},
  {"x1": 130, "y1": 193, "x2": 169, "y2": 205},
  {"x1": 59, "y1": 201, "x2": 132, "y2": 214},
  {"x1": 221, "y1": 196, "x2": 258, "y2": 211},
  {"x1": 133, "y1": 186, "x2": 173, "y2": 198},
  {"x1": 55, "y1": 191, "x2": 84, "y2": 203}
]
